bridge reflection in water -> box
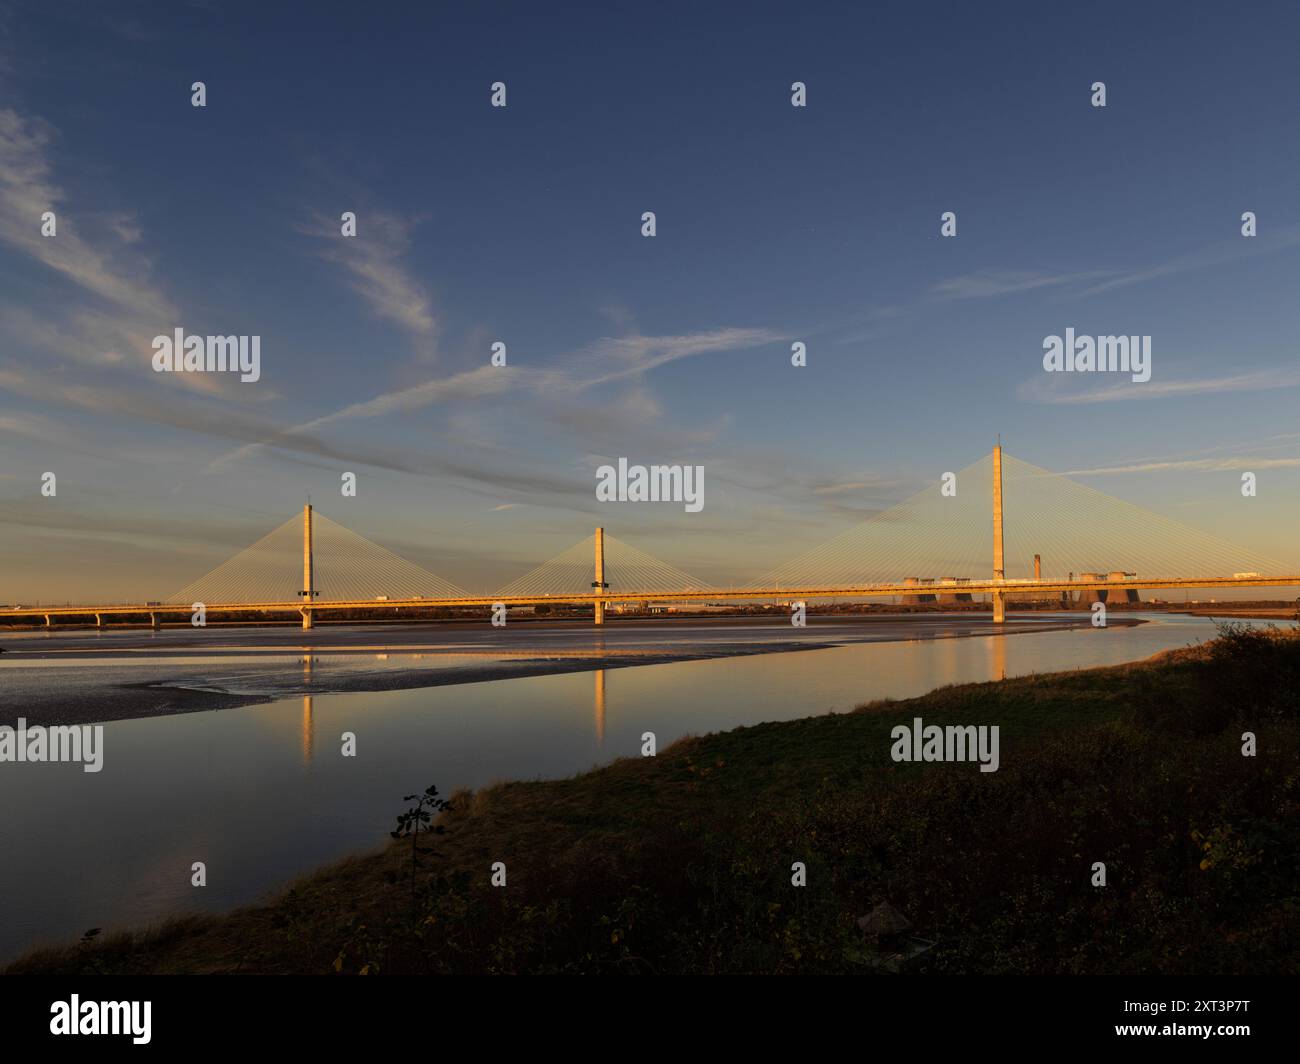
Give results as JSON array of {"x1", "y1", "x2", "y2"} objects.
[{"x1": 291, "y1": 653, "x2": 610, "y2": 765}]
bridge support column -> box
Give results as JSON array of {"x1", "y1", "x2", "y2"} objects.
[
  {"x1": 149, "y1": 612, "x2": 159, "y2": 630},
  {"x1": 592, "y1": 527, "x2": 608, "y2": 625},
  {"x1": 95, "y1": 614, "x2": 103, "y2": 628},
  {"x1": 992, "y1": 441, "x2": 1006, "y2": 624},
  {"x1": 44, "y1": 613, "x2": 52, "y2": 628},
  {"x1": 301, "y1": 503, "x2": 315, "y2": 629}
]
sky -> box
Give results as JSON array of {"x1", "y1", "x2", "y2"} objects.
[{"x1": 2, "y1": 0, "x2": 1299, "y2": 602}]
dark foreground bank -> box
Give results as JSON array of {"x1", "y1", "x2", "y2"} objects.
[{"x1": 8, "y1": 624, "x2": 1298, "y2": 975}]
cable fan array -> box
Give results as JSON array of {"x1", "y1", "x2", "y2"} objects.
[
  {"x1": 749, "y1": 452, "x2": 1288, "y2": 589},
  {"x1": 169, "y1": 454, "x2": 1293, "y2": 605},
  {"x1": 495, "y1": 533, "x2": 711, "y2": 598},
  {"x1": 169, "y1": 512, "x2": 467, "y2": 604}
]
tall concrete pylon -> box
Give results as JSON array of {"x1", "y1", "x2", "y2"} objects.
[
  {"x1": 592, "y1": 526, "x2": 608, "y2": 625},
  {"x1": 992, "y1": 443, "x2": 1007, "y2": 624},
  {"x1": 301, "y1": 503, "x2": 315, "y2": 630}
]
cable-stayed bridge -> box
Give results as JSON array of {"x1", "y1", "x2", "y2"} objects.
[{"x1": 3, "y1": 446, "x2": 1296, "y2": 629}]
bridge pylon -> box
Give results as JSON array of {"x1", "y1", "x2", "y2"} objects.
[
  {"x1": 300, "y1": 503, "x2": 316, "y2": 630},
  {"x1": 992, "y1": 442, "x2": 1006, "y2": 624},
  {"x1": 592, "y1": 526, "x2": 608, "y2": 625}
]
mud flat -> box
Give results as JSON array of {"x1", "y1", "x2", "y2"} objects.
[{"x1": 0, "y1": 614, "x2": 1115, "y2": 727}]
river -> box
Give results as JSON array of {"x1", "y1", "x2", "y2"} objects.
[{"x1": 0, "y1": 612, "x2": 1283, "y2": 960}]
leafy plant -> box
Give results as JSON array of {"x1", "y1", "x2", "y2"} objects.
[{"x1": 389, "y1": 784, "x2": 453, "y2": 911}]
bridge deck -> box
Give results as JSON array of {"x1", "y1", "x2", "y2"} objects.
[{"x1": 4, "y1": 575, "x2": 1298, "y2": 619}]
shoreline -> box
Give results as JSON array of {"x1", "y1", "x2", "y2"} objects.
[{"x1": 1180, "y1": 608, "x2": 1298, "y2": 621}]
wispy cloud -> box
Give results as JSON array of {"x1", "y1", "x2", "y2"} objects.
[
  {"x1": 0, "y1": 108, "x2": 175, "y2": 335},
  {"x1": 835, "y1": 268, "x2": 1111, "y2": 342},
  {"x1": 934, "y1": 227, "x2": 1300, "y2": 311},
  {"x1": 1078, "y1": 225, "x2": 1300, "y2": 298},
  {"x1": 1020, "y1": 367, "x2": 1300, "y2": 405},
  {"x1": 562, "y1": 327, "x2": 784, "y2": 386},
  {"x1": 0, "y1": 360, "x2": 588, "y2": 504},
  {"x1": 838, "y1": 225, "x2": 1300, "y2": 346},
  {"x1": 928, "y1": 268, "x2": 1110, "y2": 301},
  {"x1": 1061, "y1": 432, "x2": 1300, "y2": 476},
  {"x1": 300, "y1": 208, "x2": 436, "y2": 358},
  {"x1": 1064, "y1": 455, "x2": 1300, "y2": 476},
  {"x1": 207, "y1": 364, "x2": 516, "y2": 469},
  {"x1": 0, "y1": 106, "x2": 246, "y2": 406},
  {"x1": 208, "y1": 326, "x2": 783, "y2": 471},
  {"x1": 0, "y1": 409, "x2": 62, "y2": 442}
]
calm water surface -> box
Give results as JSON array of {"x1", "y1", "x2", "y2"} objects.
[{"x1": 0, "y1": 613, "x2": 1281, "y2": 959}]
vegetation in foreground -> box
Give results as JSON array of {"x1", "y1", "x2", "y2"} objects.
[{"x1": 8, "y1": 625, "x2": 1299, "y2": 975}]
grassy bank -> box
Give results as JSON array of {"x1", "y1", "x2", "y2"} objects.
[{"x1": 9, "y1": 626, "x2": 1299, "y2": 975}]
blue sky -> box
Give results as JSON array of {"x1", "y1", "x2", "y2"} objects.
[{"x1": 2, "y1": 0, "x2": 1299, "y2": 600}]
